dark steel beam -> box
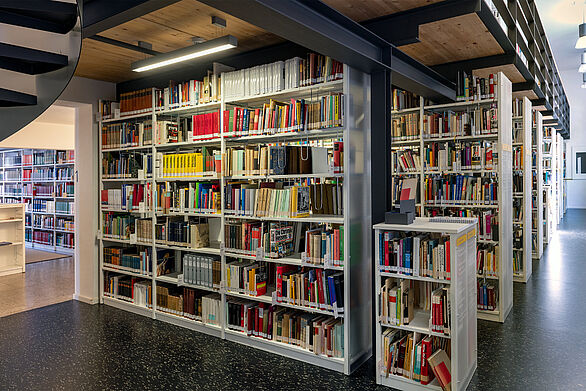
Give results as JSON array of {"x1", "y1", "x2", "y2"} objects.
[
  {"x1": 82, "y1": 0, "x2": 181, "y2": 38},
  {"x1": 88, "y1": 35, "x2": 161, "y2": 56},
  {"x1": 0, "y1": 42, "x2": 68, "y2": 74},
  {"x1": 432, "y1": 53, "x2": 516, "y2": 81},
  {"x1": 362, "y1": 0, "x2": 481, "y2": 46},
  {"x1": 0, "y1": 1, "x2": 78, "y2": 34},
  {"x1": 0, "y1": 87, "x2": 36, "y2": 107}
]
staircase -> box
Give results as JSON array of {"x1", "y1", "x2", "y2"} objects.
[{"x1": 0, "y1": 1, "x2": 81, "y2": 139}]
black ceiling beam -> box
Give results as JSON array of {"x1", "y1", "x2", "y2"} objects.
[
  {"x1": 87, "y1": 35, "x2": 162, "y2": 56},
  {"x1": 0, "y1": 1, "x2": 78, "y2": 34},
  {"x1": 362, "y1": 0, "x2": 481, "y2": 46},
  {"x1": 0, "y1": 87, "x2": 36, "y2": 107},
  {"x1": 0, "y1": 42, "x2": 68, "y2": 74},
  {"x1": 198, "y1": 0, "x2": 455, "y2": 100},
  {"x1": 431, "y1": 53, "x2": 515, "y2": 82},
  {"x1": 82, "y1": 0, "x2": 181, "y2": 38}
]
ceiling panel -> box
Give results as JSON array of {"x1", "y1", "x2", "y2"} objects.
[
  {"x1": 398, "y1": 14, "x2": 504, "y2": 66},
  {"x1": 322, "y1": 0, "x2": 445, "y2": 22},
  {"x1": 75, "y1": 0, "x2": 282, "y2": 83}
]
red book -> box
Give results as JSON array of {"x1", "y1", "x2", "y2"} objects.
[
  {"x1": 420, "y1": 337, "x2": 433, "y2": 385},
  {"x1": 445, "y1": 240, "x2": 451, "y2": 280},
  {"x1": 316, "y1": 269, "x2": 325, "y2": 307}
]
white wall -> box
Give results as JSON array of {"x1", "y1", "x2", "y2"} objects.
[
  {"x1": 58, "y1": 76, "x2": 116, "y2": 304},
  {"x1": 560, "y1": 69, "x2": 586, "y2": 209}
]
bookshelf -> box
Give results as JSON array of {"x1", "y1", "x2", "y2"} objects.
[
  {"x1": 531, "y1": 111, "x2": 543, "y2": 260},
  {"x1": 556, "y1": 133, "x2": 564, "y2": 223},
  {"x1": 0, "y1": 149, "x2": 75, "y2": 254},
  {"x1": 392, "y1": 72, "x2": 513, "y2": 323},
  {"x1": 0, "y1": 203, "x2": 25, "y2": 276},
  {"x1": 98, "y1": 62, "x2": 372, "y2": 375},
  {"x1": 512, "y1": 97, "x2": 531, "y2": 283},
  {"x1": 373, "y1": 217, "x2": 477, "y2": 391},
  {"x1": 542, "y1": 126, "x2": 554, "y2": 245}
]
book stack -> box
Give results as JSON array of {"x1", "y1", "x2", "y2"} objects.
[
  {"x1": 392, "y1": 88, "x2": 420, "y2": 111},
  {"x1": 155, "y1": 181, "x2": 220, "y2": 214},
  {"x1": 154, "y1": 217, "x2": 211, "y2": 248},
  {"x1": 423, "y1": 106, "x2": 498, "y2": 138},
  {"x1": 302, "y1": 225, "x2": 344, "y2": 267},
  {"x1": 156, "y1": 284, "x2": 183, "y2": 315},
  {"x1": 102, "y1": 212, "x2": 134, "y2": 239},
  {"x1": 182, "y1": 254, "x2": 221, "y2": 289},
  {"x1": 225, "y1": 259, "x2": 271, "y2": 297},
  {"x1": 424, "y1": 175, "x2": 498, "y2": 205},
  {"x1": 101, "y1": 184, "x2": 151, "y2": 212},
  {"x1": 456, "y1": 72, "x2": 496, "y2": 101},
  {"x1": 423, "y1": 141, "x2": 496, "y2": 171},
  {"x1": 392, "y1": 149, "x2": 421, "y2": 173},
  {"x1": 376, "y1": 232, "x2": 452, "y2": 279},
  {"x1": 103, "y1": 246, "x2": 152, "y2": 275},
  {"x1": 102, "y1": 152, "x2": 152, "y2": 179},
  {"x1": 223, "y1": 93, "x2": 344, "y2": 137},
  {"x1": 156, "y1": 148, "x2": 219, "y2": 178},
  {"x1": 382, "y1": 329, "x2": 451, "y2": 385},
  {"x1": 392, "y1": 113, "x2": 419, "y2": 140},
  {"x1": 135, "y1": 218, "x2": 151, "y2": 243},
  {"x1": 101, "y1": 121, "x2": 152, "y2": 149},
  {"x1": 119, "y1": 88, "x2": 152, "y2": 115}
]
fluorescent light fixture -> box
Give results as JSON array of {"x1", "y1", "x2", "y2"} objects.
[
  {"x1": 132, "y1": 35, "x2": 237, "y2": 72},
  {"x1": 576, "y1": 23, "x2": 586, "y2": 49}
]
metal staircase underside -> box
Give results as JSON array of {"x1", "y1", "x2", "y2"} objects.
[{"x1": 0, "y1": 1, "x2": 79, "y2": 107}]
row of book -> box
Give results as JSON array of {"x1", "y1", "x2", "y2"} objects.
[
  {"x1": 32, "y1": 231, "x2": 53, "y2": 245},
  {"x1": 155, "y1": 218, "x2": 214, "y2": 249},
  {"x1": 477, "y1": 281, "x2": 497, "y2": 311},
  {"x1": 376, "y1": 232, "x2": 451, "y2": 280},
  {"x1": 379, "y1": 278, "x2": 450, "y2": 335},
  {"x1": 136, "y1": 218, "x2": 151, "y2": 243},
  {"x1": 224, "y1": 144, "x2": 342, "y2": 177},
  {"x1": 223, "y1": 93, "x2": 344, "y2": 137},
  {"x1": 182, "y1": 254, "x2": 220, "y2": 289},
  {"x1": 456, "y1": 71, "x2": 496, "y2": 101},
  {"x1": 423, "y1": 107, "x2": 498, "y2": 138},
  {"x1": 225, "y1": 300, "x2": 344, "y2": 358},
  {"x1": 102, "y1": 213, "x2": 133, "y2": 239},
  {"x1": 425, "y1": 208, "x2": 499, "y2": 242},
  {"x1": 391, "y1": 113, "x2": 419, "y2": 140},
  {"x1": 56, "y1": 150, "x2": 74, "y2": 164},
  {"x1": 382, "y1": 329, "x2": 451, "y2": 389},
  {"x1": 33, "y1": 184, "x2": 54, "y2": 196},
  {"x1": 222, "y1": 53, "x2": 343, "y2": 100},
  {"x1": 104, "y1": 275, "x2": 150, "y2": 303},
  {"x1": 102, "y1": 152, "x2": 152, "y2": 179},
  {"x1": 101, "y1": 121, "x2": 153, "y2": 150},
  {"x1": 154, "y1": 69, "x2": 222, "y2": 111},
  {"x1": 56, "y1": 232, "x2": 74, "y2": 248},
  {"x1": 224, "y1": 181, "x2": 342, "y2": 217},
  {"x1": 423, "y1": 141, "x2": 497, "y2": 171},
  {"x1": 119, "y1": 89, "x2": 152, "y2": 115},
  {"x1": 477, "y1": 244, "x2": 499, "y2": 277},
  {"x1": 156, "y1": 114, "x2": 221, "y2": 144},
  {"x1": 392, "y1": 149, "x2": 421, "y2": 173},
  {"x1": 157, "y1": 149, "x2": 220, "y2": 178},
  {"x1": 32, "y1": 215, "x2": 54, "y2": 229},
  {"x1": 155, "y1": 181, "x2": 220, "y2": 214},
  {"x1": 423, "y1": 175, "x2": 499, "y2": 205},
  {"x1": 513, "y1": 146, "x2": 524, "y2": 170},
  {"x1": 103, "y1": 246, "x2": 152, "y2": 275},
  {"x1": 303, "y1": 225, "x2": 344, "y2": 267},
  {"x1": 3, "y1": 170, "x2": 20, "y2": 180},
  {"x1": 101, "y1": 184, "x2": 151, "y2": 212},
  {"x1": 55, "y1": 217, "x2": 74, "y2": 232},
  {"x1": 55, "y1": 201, "x2": 74, "y2": 214},
  {"x1": 31, "y1": 199, "x2": 55, "y2": 213},
  {"x1": 392, "y1": 89, "x2": 421, "y2": 111},
  {"x1": 225, "y1": 260, "x2": 270, "y2": 297}
]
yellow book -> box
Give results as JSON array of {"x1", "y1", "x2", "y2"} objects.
[
  {"x1": 195, "y1": 152, "x2": 203, "y2": 177},
  {"x1": 190, "y1": 153, "x2": 195, "y2": 177},
  {"x1": 163, "y1": 155, "x2": 169, "y2": 178},
  {"x1": 249, "y1": 268, "x2": 255, "y2": 293}
]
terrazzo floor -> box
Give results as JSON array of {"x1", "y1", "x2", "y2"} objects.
[{"x1": 0, "y1": 210, "x2": 585, "y2": 390}]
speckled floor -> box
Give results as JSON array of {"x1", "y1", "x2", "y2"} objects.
[{"x1": 0, "y1": 210, "x2": 585, "y2": 390}]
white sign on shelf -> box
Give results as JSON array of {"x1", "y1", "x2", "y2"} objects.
[
  {"x1": 271, "y1": 291, "x2": 277, "y2": 306},
  {"x1": 129, "y1": 233, "x2": 137, "y2": 244},
  {"x1": 113, "y1": 109, "x2": 120, "y2": 119},
  {"x1": 256, "y1": 247, "x2": 264, "y2": 262},
  {"x1": 177, "y1": 274, "x2": 184, "y2": 286}
]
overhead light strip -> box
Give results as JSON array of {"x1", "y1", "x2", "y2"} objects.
[{"x1": 131, "y1": 35, "x2": 237, "y2": 72}]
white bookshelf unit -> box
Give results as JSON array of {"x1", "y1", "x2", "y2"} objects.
[
  {"x1": 0, "y1": 203, "x2": 25, "y2": 276},
  {"x1": 373, "y1": 218, "x2": 477, "y2": 391},
  {"x1": 98, "y1": 62, "x2": 372, "y2": 375},
  {"x1": 531, "y1": 111, "x2": 543, "y2": 260},
  {"x1": 0, "y1": 149, "x2": 75, "y2": 255},
  {"x1": 512, "y1": 97, "x2": 532, "y2": 283},
  {"x1": 391, "y1": 72, "x2": 513, "y2": 323},
  {"x1": 542, "y1": 126, "x2": 554, "y2": 245},
  {"x1": 556, "y1": 133, "x2": 564, "y2": 223}
]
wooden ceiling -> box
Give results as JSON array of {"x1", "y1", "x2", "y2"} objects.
[
  {"x1": 321, "y1": 0, "x2": 445, "y2": 22},
  {"x1": 75, "y1": 0, "x2": 282, "y2": 83}
]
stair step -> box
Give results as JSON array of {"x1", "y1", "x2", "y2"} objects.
[
  {"x1": 0, "y1": 42, "x2": 68, "y2": 75},
  {"x1": 0, "y1": 1, "x2": 77, "y2": 34},
  {"x1": 0, "y1": 87, "x2": 36, "y2": 107}
]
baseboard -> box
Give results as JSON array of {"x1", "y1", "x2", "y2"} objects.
[{"x1": 73, "y1": 294, "x2": 98, "y2": 305}]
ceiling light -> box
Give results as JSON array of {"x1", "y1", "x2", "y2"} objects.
[
  {"x1": 132, "y1": 35, "x2": 237, "y2": 72},
  {"x1": 576, "y1": 23, "x2": 586, "y2": 48}
]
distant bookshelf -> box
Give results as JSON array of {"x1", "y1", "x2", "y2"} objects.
[
  {"x1": 98, "y1": 56, "x2": 371, "y2": 375},
  {"x1": 0, "y1": 203, "x2": 25, "y2": 277},
  {"x1": 390, "y1": 72, "x2": 514, "y2": 323},
  {"x1": 0, "y1": 149, "x2": 75, "y2": 255},
  {"x1": 531, "y1": 111, "x2": 544, "y2": 260}
]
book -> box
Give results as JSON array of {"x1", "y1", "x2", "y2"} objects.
[
  {"x1": 428, "y1": 349, "x2": 452, "y2": 391},
  {"x1": 103, "y1": 246, "x2": 152, "y2": 275},
  {"x1": 183, "y1": 254, "x2": 221, "y2": 289},
  {"x1": 102, "y1": 121, "x2": 152, "y2": 149},
  {"x1": 456, "y1": 72, "x2": 496, "y2": 102}
]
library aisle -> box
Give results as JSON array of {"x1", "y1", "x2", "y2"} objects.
[{"x1": 0, "y1": 210, "x2": 584, "y2": 389}]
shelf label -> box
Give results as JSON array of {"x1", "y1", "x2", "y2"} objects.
[
  {"x1": 467, "y1": 229, "x2": 476, "y2": 240},
  {"x1": 456, "y1": 234, "x2": 467, "y2": 247},
  {"x1": 177, "y1": 274, "x2": 184, "y2": 286},
  {"x1": 333, "y1": 302, "x2": 339, "y2": 318},
  {"x1": 271, "y1": 291, "x2": 277, "y2": 306},
  {"x1": 129, "y1": 233, "x2": 137, "y2": 244},
  {"x1": 256, "y1": 247, "x2": 264, "y2": 262},
  {"x1": 324, "y1": 253, "x2": 331, "y2": 268}
]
